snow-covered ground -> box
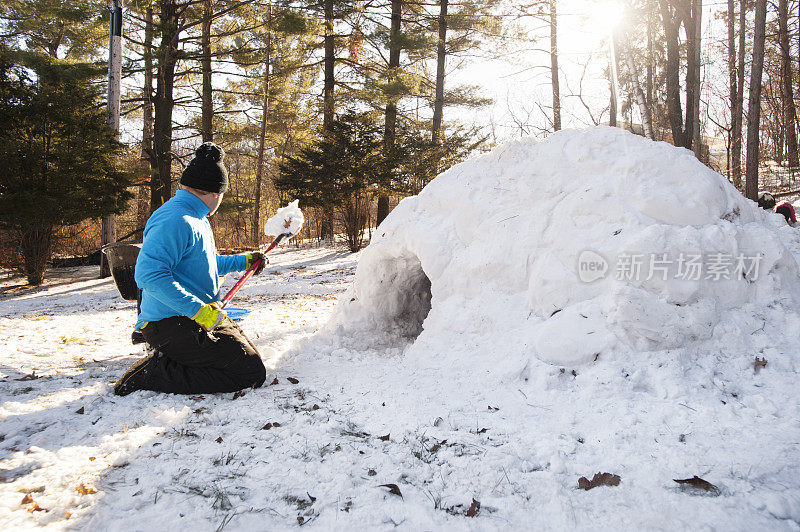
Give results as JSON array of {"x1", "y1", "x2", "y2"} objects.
[
  {"x1": 2, "y1": 128, "x2": 800, "y2": 530},
  {"x1": 1, "y1": 244, "x2": 798, "y2": 530}
]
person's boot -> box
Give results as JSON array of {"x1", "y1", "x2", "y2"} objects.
[{"x1": 114, "y1": 354, "x2": 159, "y2": 396}]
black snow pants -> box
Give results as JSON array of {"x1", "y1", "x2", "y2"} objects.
[{"x1": 114, "y1": 316, "x2": 266, "y2": 396}]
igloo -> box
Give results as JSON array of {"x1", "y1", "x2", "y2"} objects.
[{"x1": 326, "y1": 127, "x2": 800, "y2": 371}]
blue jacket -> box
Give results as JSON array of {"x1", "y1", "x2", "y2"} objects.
[{"x1": 134, "y1": 190, "x2": 246, "y2": 330}]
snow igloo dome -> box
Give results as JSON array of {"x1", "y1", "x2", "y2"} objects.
[{"x1": 326, "y1": 127, "x2": 800, "y2": 371}]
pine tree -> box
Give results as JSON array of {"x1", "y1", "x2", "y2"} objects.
[
  {"x1": 275, "y1": 111, "x2": 385, "y2": 251},
  {"x1": 0, "y1": 51, "x2": 131, "y2": 284},
  {"x1": 226, "y1": 1, "x2": 319, "y2": 244},
  {"x1": 0, "y1": 0, "x2": 106, "y2": 59}
]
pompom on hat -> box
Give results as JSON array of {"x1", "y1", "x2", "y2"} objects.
[{"x1": 180, "y1": 142, "x2": 228, "y2": 193}]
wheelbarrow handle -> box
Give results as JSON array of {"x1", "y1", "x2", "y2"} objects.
[{"x1": 220, "y1": 232, "x2": 292, "y2": 309}]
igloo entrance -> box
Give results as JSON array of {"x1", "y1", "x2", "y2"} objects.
[
  {"x1": 390, "y1": 259, "x2": 432, "y2": 339},
  {"x1": 333, "y1": 248, "x2": 433, "y2": 343},
  {"x1": 375, "y1": 253, "x2": 432, "y2": 340}
]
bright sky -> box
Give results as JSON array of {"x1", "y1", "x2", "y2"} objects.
[
  {"x1": 453, "y1": 0, "x2": 725, "y2": 144},
  {"x1": 446, "y1": 0, "x2": 624, "y2": 142}
]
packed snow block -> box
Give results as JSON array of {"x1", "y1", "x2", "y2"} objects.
[{"x1": 326, "y1": 127, "x2": 800, "y2": 369}]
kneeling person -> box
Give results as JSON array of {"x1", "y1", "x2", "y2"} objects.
[{"x1": 115, "y1": 143, "x2": 267, "y2": 396}]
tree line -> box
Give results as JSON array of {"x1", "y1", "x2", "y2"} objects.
[{"x1": 0, "y1": 0, "x2": 797, "y2": 285}]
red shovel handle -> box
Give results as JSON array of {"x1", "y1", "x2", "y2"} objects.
[
  {"x1": 221, "y1": 259, "x2": 260, "y2": 308},
  {"x1": 220, "y1": 232, "x2": 291, "y2": 308}
]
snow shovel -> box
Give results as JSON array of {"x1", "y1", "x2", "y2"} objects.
[
  {"x1": 220, "y1": 231, "x2": 292, "y2": 309},
  {"x1": 220, "y1": 201, "x2": 304, "y2": 309}
]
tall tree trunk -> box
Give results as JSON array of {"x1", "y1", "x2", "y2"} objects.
[
  {"x1": 152, "y1": 0, "x2": 180, "y2": 210},
  {"x1": 646, "y1": 0, "x2": 654, "y2": 118},
  {"x1": 609, "y1": 29, "x2": 619, "y2": 127},
  {"x1": 691, "y1": 0, "x2": 702, "y2": 158},
  {"x1": 680, "y1": 0, "x2": 699, "y2": 151},
  {"x1": 549, "y1": 0, "x2": 561, "y2": 131},
  {"x1": 253, "y1": 5, "x2": 271, "y2": 247},
  {"x1": 778, "y1": 0, "x2": 799, "y2": 166},
  {"x1": 659, "y1": 0, "x2": 685, "y2": 147},
  {"x1": 21, "y1": 225, "x2": 54, "y2": 286},
  {"x1": 431, "y1": 0, "x2": 448, "y2": 143},
  {"x1": 727, "y1": 0, "x2": 736, "y2": 179},
  {"x1": 323, "y1": 0, "x2": 335, "y2": 133},
  {"x1": 745, "y1": 0, "x2": 767, "y2": 201},
  {"x1": 378, "y1": 0, "x2": 402, "y2": 227},
  {"x1": 201, "y1": 0, "x2": 213, "y2": 142},
  {"x1": 140, "y1": 2, "x2": 155, "y2": 228},
  {"x1": 731, "y1": 0, "x2": 745, "y2": 188},
  {"x1": 321, "y1": 0, "x2": 335, "y2": 238},
  {"x1": 622, "y1": 37, "x2": 654, "y2": 139}
]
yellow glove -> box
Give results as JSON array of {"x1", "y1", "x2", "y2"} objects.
[{"x1": 192, "y1": 302, "x2": 228, "y2": 331}]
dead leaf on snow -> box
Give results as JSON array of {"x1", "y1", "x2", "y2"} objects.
[
  {"x1": 488, "y1": 405, "x2": 499, "y2": 412},
  {"x1": 578, "y1": 472, "x2": 621, "y2": 490},
  {"x1": 754, "y1": 357, "x2": 768, "y2": 373},
  {"x1": 232, "y1": 390, "x2": 245, "y2": 400},
  {"x1": 377, "y1": 434, "x2": 390, "y2": 441},
  {"x1": 673, "y1": 476, "x2": 720, "y2": 496},
  {"x1": 287, "y1": 377, "x2": 299, "y2": 384},
  {"x1": 75, "y1": 407, "x2": 84, "y2": 415},
  {"x1": 367, "y1": 469, "x2": 377, "y2": 476},
  {"x1": 429, "y1": 440, "x2": 447, "y2": 453},
  {"x1": 466, "y1": 498, "x2": 481, "y2": 517},
  {"x1": 28, "y1": 503, "x2": 45, "y2": 512},
  {"x1": 21, "y1": 493, "x2": 33, "y2": 505},
  {"x1": 75, "y1": 484, "x2": 97, "y2": 495},
  {"x1": 188, "y1": 395, "x2": 205, "y2": 401},
  {"x1": 379, "y1": 484, "x2": 403, "y2": 498},
  {"x1": 215, "y1": 436, "x2": 223, "y2": 443}
]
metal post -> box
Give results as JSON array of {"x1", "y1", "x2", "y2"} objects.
[{"x1": 101, "y1": 0, "x2": 123, "y2": 277}]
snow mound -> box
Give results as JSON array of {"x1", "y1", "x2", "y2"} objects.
[{"x1": 326, "y1": 127, "x2": 800, "y2": 369}]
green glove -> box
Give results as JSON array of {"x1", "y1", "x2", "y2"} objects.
[
  {"x1": 192, "y1": 302, "x2": 228, "y2": 331},
  {"x1": 245, "y1": 252, "x2": 267, "y2": 275}
]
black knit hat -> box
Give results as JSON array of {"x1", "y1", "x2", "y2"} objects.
[{"x1": 180, "y1": 142, "x2": 229, "y2": 193}]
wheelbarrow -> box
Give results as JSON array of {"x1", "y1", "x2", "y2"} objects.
[{"x1": 102, "y1": 241, "x2": 142, "y2": 302}]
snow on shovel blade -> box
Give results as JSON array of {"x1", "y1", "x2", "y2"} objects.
[
  {"x1": 264, "y1": 200, "x2": 304, "y2": 238},
  {"x1": 221, "y1": 200, "x2": 304, "y2": 308}
]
